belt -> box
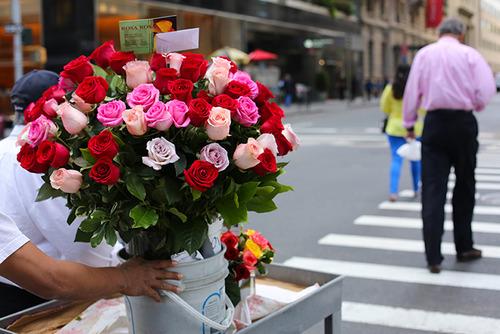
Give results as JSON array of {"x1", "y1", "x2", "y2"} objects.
[{"x1": 429, "y1": 108, "x2": 472, "y2": 113}]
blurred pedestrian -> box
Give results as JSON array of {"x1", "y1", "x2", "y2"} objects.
[
  {"x1": 364, "y1": 79, "x2": 373, "y2": 100},
  {"x1": 403, "y1": 18, "x2": 496, "y2": 274},
  {"x1": 281, "y1": 73, "x2": 295, "y2": 107},
  {"x1": 380, "y1": 64, "x2": 424, "y2": 202}
]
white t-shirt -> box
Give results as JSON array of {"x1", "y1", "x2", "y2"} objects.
[
  {"x1": 0, "y1": 126, "x2": 116, "y2": 286},
  {"x1": 0, "y1": 210, "x2": 29, "y2": 264}
]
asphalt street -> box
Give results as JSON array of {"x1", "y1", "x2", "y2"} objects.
[{"x1": 249, "y1": 96, "x2": 500, "y2": 334}]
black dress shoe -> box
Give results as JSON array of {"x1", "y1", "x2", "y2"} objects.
[
  {"x1": 457, "y1": 248, "x2": 482, "y2": 262},
  {"x1": 427, "y1": 264, "x2": 441, "y2": 274}
]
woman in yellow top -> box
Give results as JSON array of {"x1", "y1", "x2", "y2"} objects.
[{"x1": 380, "y1": 64, "x2": 425, "y2": 201}]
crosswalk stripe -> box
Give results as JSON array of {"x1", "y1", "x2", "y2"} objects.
[
  {"x1": 449, "y1": 174, "x2": 500, "y2": 182},
  {"x1": 448, "y1": 181, "x2": 500, "y2": 190},
  {"x1": 282, "y1": 257, "x2": 500, "y2": 291},
  {"x1": 343, "y1": 302, "x2": 500, "y2": 334},
  {"x1": 476, "y1": 168, "x2": 500, "y2": 174},
  {"x1": 318, "y1": 234, "x2": 500, "y2": 259},
  {"x1": 354, "y1": 215, "x2": 500, "y2": 234},
  {"x1": 398, "y1": 189, "x2": 480, "y2": 200},
  {"x1": 379, "y1": 201, "x2": 500, "y2": 215},
  {"x1": 478, "y1": 162, "x2": 500, "y2": 168}
]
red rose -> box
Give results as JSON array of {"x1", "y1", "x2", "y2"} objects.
[
  {"x1": 60, "y1": 55, "x2": 94, "y2": 84},
  {"x1": 42, "y1": 85, "x2": 66, "y2": 104},
  {"x1": 153, "y1": 68, "x2": 178, "y2": 95},
  {"x1": 167, "y1": 79, "x2": 194, "y2": 103},
  {"x1": 260, "y1": 115, "x2": 284, "y2": 135},
  {"x1": 253, "y1": 148, "x2": 277, "y2": 176},
  {"x1": 221, "y1": 231, "x2": 239, "y2": 248},
  {"x1": 224, "y1": 80, "x2": 251, "y2": 99},
  {"x1": 150, "y1": 53, "x2": 166, "y2": 72},
  {"x1": 109, "y1": 51, "x2": 135, "y2": 75},
  {"x1": 259, "y1": 101, "x2": 284, "y2": 123},
  {"x1": 224, "y1": 246, "x2": 240, "y2": 261},
  {"x1": 212, "y1": 94, "x2": 238, "y2": 112},
  {"x1": 36, "y1": 140, "x2": 70, "y2": 168},
  {"x1": 243, "y1": 250, "x2": 258, "y2": 269},
  {"x1": 183, "y1": 160, "x2": 219, "y2": 192},
  {"x1": 219, "y1": 56, "x2": 238, "y2": 74},
  {"x1": 17, "y1": 144, "x2": 47, "y2": 173},
  {"x1": 88, "y1": 130, "x2": 119, "y2": 159},
  {"x1": 24, "y1": 101, "x2": 42, "y2": 123},
  {"x1": 274, "y1": 132, "x2": 294, "y2": 156},
  {"x1": 188, "y1": 98, "x2": 212, "y2": 126},
  {"x1": 74, "y1": 76, "x2": 109, "y2": 104},
  {"x1": 89, "y1": 158, "x2": 120, "y2": 185},
  {"x1": 179, "y1": 53, "x2": 208, "y2": 82},
  {"x1": 255, "y1": 81, "x2": 274, "y2": 105},
  {"x1": 197, "y1": 90, "x2": 213, "y2": 103},
  {"x1": 89, "y1": 40, "x2": 116, "y2": 69},
  {"x1": 234, "y1": 263, "x2": 251, "y2": 281}
]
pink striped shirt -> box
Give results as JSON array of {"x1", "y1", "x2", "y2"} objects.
[{"x1": 403, "y1": 36, "x2": 496, "y2": 128}]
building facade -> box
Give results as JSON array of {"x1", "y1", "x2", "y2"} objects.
[{"x1": 478, "y1": 0, "x2": 500, "y2": 72}]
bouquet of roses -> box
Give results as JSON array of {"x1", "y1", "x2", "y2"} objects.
[
  {"x1": 15, "y1": 40, "x2": 298, "y2": 260},
  {"x1": 221, "y1": 229, "x2": 274, "y2": 304}
]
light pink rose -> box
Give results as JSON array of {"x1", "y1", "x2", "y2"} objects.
[
  {"x1": 282, "y1": 124, "x2": 300, "y2": 150},
  {"x1": 58, "y1": 76, "x2": 75, "y2": 92},
  {"x1": 57, "y1": 102, "x2": 88, "y2": 135},
  {"x1": 206, "y1": 107, "x2": 231, "y2": 141},
  {"x1": 142, "y1": 137, "x2": 179, "y2": 170},
  {"x1": 206, "y1": 57, "x2": 231, "y2": 96},
  {"x1": 145, "y1": 101, "x2": 173, "y2": 131},
  {"x1": 43, "y1": 98, "x2": 58, "y2": 118},
  {"x1": 167, "y1": 53, "x2": 186, "y2": 73},
  {"x1": 235, "y1": 96, "x2": 259, "y2": 127},
  {"x1": 27, "y1": 115, "x2": 57, "y2": 147},
  {"x1": 123, "y1": 106, "x2": 147, "y2": 136},
  {"x1": 233, "y1": 138, "x2": 264, "y2": 170},
  {"x1": 71, "y1": 93, "x2": 92, "y2": 113},
  {"x1": 256, "y1": 133, "x2": 278, "y2": 156},
  {"x1": 200, "y1": 143, "x2": 229, "y2": 171},
  {"x1": 16, "y1": 125, "x2": 30, "y2": 146},
  {"x1": 97, "y1": 100, "x2": 126, "y2": 127},
  {"x1": 232, "y1": 71, "x2": 258, "y2": 99},
  {"x1": 166, "y1": 99, "x2": 190, "y2": 128},
  {"x1": 123, "y1": 60, "x2": 153, "y2": 89},
  {"x1": 126, "y1": 83, "x2": 160, "y2": 112},
  {"x1": 50, "y1": 168, "x2": 83, "y2": 193}
]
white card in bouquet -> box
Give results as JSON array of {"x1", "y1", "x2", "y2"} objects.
[{"x1": 156, "y1": 28, "x2": 199, "y2": 53}]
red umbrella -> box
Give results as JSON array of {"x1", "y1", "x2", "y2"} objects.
[{"x1": 249, "y1": 49, "x2": 278, "y2": 61}]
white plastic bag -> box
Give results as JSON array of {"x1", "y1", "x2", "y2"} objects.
[{"x1": 396, "y1": 140, "x2": 421, "y2": 161}]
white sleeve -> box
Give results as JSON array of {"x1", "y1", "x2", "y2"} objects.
[{"x1": 0, "y1": 211, "x2": 29, "y2": 264}]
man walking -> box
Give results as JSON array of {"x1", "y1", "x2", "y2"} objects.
[{"x1": 403, "y1": 18, "x2": 496, "y2": 274}]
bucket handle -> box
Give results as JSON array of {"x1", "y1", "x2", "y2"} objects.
[{"x1": 162, "y1": 291, "x2": 235, "y2": 332}]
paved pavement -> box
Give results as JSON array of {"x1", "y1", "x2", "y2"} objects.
[{"x1": 250, "y1": 95, "x2": 500, "y2": 334}]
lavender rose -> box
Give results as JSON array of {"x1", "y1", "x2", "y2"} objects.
[
  {"x1": 145, "y1": 101, "x2": 173, "y2": 131},
  {"x1": 234, "y1": 96, "x2": 259, "y2": 127},
  {"x1": 126, "y1": 83, "x2": 160, "y2": 111},
  {"x1": 97, "y1": 100, "x2": 126, "y2": 127},
  {"x1": 142, "y1": 137, "x2": 180, "y2": 170},
  {"x1": 200, "y1": 143, "x2": 229, "y2": 171}
]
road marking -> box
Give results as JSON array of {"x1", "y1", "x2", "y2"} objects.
[
  {"x1": 449, "y1": 174, "x2": 500, "y2": 182},
  {"x1": 343, "y1": 302, "x2": 500, "y2": 334},
  {"x1": 448, "y1": 181, "x2": 500, "y2": 190},
  {"x1": 379, "y1": 201, "x2": 500, "y2": 215},
  {"x1": 283, "y1": 257, "x2": 500, "y2": 291},
  {"x1": 354, "y1": 215, "x2": 500, "y2": 234},
  {"x1": 318, "y1": 234, "x2": 500, "y2": 259},
  {"x1": 295, "y1": 127, "x2": 338, "y2": 134},
  {"x1": 398, "y1": 189, "x2": 481, "y2": 200},
  {"x1": 476, "y1": 168, "x2": 500, "y2": 174},
  {"x1": 478, "y1": 162, "x2": 500, "y2": 168}
]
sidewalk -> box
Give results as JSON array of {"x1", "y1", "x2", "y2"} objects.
[{"x1": 282, "y1": 98, "x2": 381, "y2": 117}]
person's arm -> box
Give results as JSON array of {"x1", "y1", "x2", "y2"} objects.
[
  {"x1": 471, "y1": 50, "x2": 496, "y2": 111},
  {"x1": 380, "y1": 85, "x2": 392, "y2": 115},
  {"x1": 0, "y1": 242, "x2": 182, "y2": 302},
  {"x1": 403, "y1": 53, "x2": 423, "y2": 130}
]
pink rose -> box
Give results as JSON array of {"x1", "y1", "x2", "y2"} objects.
[
  {"x1": 50, "y1": 168, "x2": 83, "y2": 193},
  {"x1": 166, "y1": 100, "x2": 190, "y2": 128},
  {"x1": 256, "y1": 133, "x2": 278, "y2": 156},
  {"x1": 206, "y1": 57, "x2": 231, "y2": 96},
  {"x1": 123, "y1": 60, "x2": 153, "y2": 89},
  {"x1": 282, "y1": 124, "x2": 300, "y2": 150},
  {"x1": 58, "y1": 76, "x2": 75, "y2": 92},
  {"x1": 71, "y1": 93, "x2": 93, "y2": 113},
  {"x1": 122, "y1": 106, "x2": 147, "y2": 136},
  {"x1": 126, "y1": 83, "x2": 160, "y2": 111},
  {"x1": 97, "y1": 100, "x2": 126, "y2": 127},
  {"x1": 206, "y1": 107, "x2": 231, "y2": 141},
  {"x1": 43, "y1": 98, "x2": 58, "y2": 118},
  {"x1": 200, "y1": 143, "x2": 229, "y2": 171},
  {"x1": 57, "y1": 102, "x2": 88, "y2": 135},
  {"x1": 167, "y1": 53, "x2": 186, "y2": 73},
  {"x1": 145, "y1": 101, "x2": 173, "y2": 131},
  {"x1": 27, "y1": 115, "x2": 57, "y2": 147},
  {"x1": 232, "y1": 71, "x2": 258, "y2": 99},
  {"x1": 233, "y1": 138, "x2": 264, "y2": 170},
  {"x1": 234, "y1": 96, "x2": 259, "y2": 126}
]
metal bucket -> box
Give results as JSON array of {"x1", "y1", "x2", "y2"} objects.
[{"x1": 124, "y1": 246, "x2": 233, "y2": 334}]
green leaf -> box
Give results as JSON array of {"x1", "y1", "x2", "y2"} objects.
[
  {"x1": 237, "y1": 181, "x2": 259, "y2": 204},
  {"x1": 105, "y1": 224, "x2": 118, "y2": 246},
  {"x1": 79, "y1": 217, "x2": 101, "y2": 233},
  {"x1": 233, "y1": 193, "x2": 239, "y2": 208},
  {"x1": 174, "y1": 154, "x2": 187, "y2": 177},
  {"x1": 168, "y1": 208, "x2": 187, "y2": 223},
  {"x1": 36, "y1": 183, "x2": 64, "y2": 202},
  {"x1": 164, "y1": 178, "x2": 182, "y2": 204},
  {"x1": 247, "y1": 197, "x2": 278, "y2": 213},
  {"x1": 91, "y1": 209, "x2": 107, "y2": 220},
  {"x1": 90, "y1": 226, "x2": 106, "y2": 248},
  {"x1": 74, "y1": 229, "x2": 92, "y2": 243},
  {"x1": 225, "y1": 275, "x2": 241, "y2": 306},
  {"x1": 67, "y1": 208, "x2": 77, "y2": 225},
  {"x1": 126, "y1": 174, "x2": 146, "y2": 201},
  {"x1": 191, "y1": 188, "x2": 202, "y2": 201},
  {"x1": 216, "y1": 196, "x2": 248, "y2": 227},
  {"x1": 175, "y1": 220, "x2": 208, "y2": 254},
  {"x1": 130, "y1": 205, "x2": 159, "y2": 229},
  {"x1": 93, "y1": 64, "x2": 108, "y2": 79},
  {"x1": 80, "y1": 148, "x2": 96, "y2": 164}
]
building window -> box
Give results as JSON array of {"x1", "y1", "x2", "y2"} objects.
[
  {"x1": 368, "y1": 40, "x2": 373, "y2": 78},
  {"x1": 366, "y1": 0, "x2": 373, "y2": 13}
]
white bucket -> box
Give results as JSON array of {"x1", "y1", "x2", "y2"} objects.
[{"x1": 124, "y1": 246, "x2": 234, "y2": 334}]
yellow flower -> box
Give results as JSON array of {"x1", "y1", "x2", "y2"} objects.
[
  {"x1": 245, "y1": 239, "x2": 263, "y2": 258},
  {"x1": 245, "y1": 229, "x2": 256, "y2": 236}
]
